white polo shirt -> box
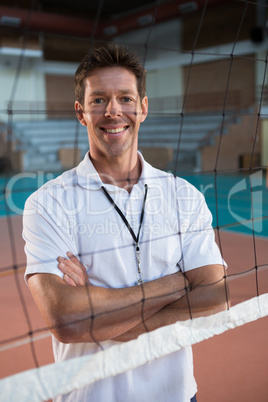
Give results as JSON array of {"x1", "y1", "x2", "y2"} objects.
[{"x1": 23, "y1": 152, "x2": 225, "y2": 402}]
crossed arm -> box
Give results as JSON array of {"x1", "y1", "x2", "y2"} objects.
[
  {"x1": 115, "y1": 263, "x2": 228, "y2": 342},
  {"x1": 28, "y1": 253, "x2": 229, "y2": 344}
]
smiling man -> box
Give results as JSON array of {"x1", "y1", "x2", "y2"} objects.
[
  {"x1": 23, "y1": 44, "x2": 228, "y2": 402},
  {"x1": 75, "y1": 64, "x2": 148, "y2": 189}
]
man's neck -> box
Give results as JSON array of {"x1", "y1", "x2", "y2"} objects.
[{"x1": 89, "y1": 152, "x2": 141, "y2": 193}]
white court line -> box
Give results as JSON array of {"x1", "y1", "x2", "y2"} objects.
[
  {"x1": 227, "y1": 264, "x2": 268, "y2": 281},
  {"x1": 0, "y1": 332, "x2": 51, "y2": 352}
]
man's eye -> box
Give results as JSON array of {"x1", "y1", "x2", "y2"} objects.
[
  {"x1": 122, "y1": 97, "x2": 132, "y2": 102},
  {"x1": 93, "y1": 98, "x2": 103, "y2": 104}
]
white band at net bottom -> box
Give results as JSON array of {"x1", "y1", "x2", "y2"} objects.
[{"x1": 1, "y1": 294, "x2": 268, "y2": 402}]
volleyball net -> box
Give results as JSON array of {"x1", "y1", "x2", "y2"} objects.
[{"x1": 0, "y1": 0, "x2": 268, "y2": 400}]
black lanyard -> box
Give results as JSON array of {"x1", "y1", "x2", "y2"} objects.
[{"x1": 101, "y1": 184, "x2": 148, "y2": 284}]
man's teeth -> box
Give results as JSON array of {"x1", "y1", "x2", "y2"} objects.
[{"x1": 104, "y1": 127, "x2": 126, "y2": 133}]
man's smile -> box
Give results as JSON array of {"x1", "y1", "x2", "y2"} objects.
[{"x1": 100, "y1": 126, "x2": 129, "y2": 134}]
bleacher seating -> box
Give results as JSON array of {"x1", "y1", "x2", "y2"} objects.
[
  {"x1": 6, "y1": 113, "x2": 237, "y2": 172},
  {"x1": 138, "y1": 113, "x2": 230, "y2": 171},
  {"x1": 11, "y1": 119, "x2": 88, "y2": 171}
]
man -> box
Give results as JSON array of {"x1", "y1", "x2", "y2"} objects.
[{"x1": 23, "y1": 43, "x2": 228, "y2": 401}]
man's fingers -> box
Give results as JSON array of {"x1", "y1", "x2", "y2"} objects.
[
  {"x1": 66, "y1": 252, "x2": 90, "y2": 284},
  {"x1": 63, "y1": 274, "x2": 77, "y2": 287},
  {"x1": 57, "y1": 254, "x2": 90, "y2": 286},
  {"x1": 58, "y1": 261, "x2": 87, "y2": 286},
  {"x1": 58, "y1": 255, "x2": 81, "y2": 273},
  {"x1": 66, "y1": 251, "x2": 83, "y2": 267}
]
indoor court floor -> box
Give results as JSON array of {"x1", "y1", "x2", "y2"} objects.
[{"x1": 0, "y1": 171, "x2": 267, "y2": 401}]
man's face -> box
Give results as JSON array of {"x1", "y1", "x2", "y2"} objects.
[{"x1": 75, "y1": 66, "x2": 148, "y2": 160}]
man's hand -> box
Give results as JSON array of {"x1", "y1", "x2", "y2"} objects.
[
  {"x1": 114, "y1": 264, "x2": 228, "y2": 342},
  {"x1": 55, "y1": 255, "x2": 228, "y2": 343},
  {"x1": 57, "y1": 252, "x2": 90, "y2": 286},
  {"x1": 28, "y1": 260, "x2": 187, "y2": 343}
]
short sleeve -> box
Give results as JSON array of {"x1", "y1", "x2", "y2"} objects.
[
  {"x1": 23, "y1": 193, "x2": 78, "y2": 284},
  {"x1": 177, "y1": 183, "x2": 226, "y2": 272}
]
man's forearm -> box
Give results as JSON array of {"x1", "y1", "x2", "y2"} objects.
[
  {"x1": 28, "y1": 270, "x2": 187, "y2": 344},
  {"x1": 53, "y1": 257, "x2": 227, "y2": 344},
  {"x1": 114, "y1": 266, "x2": 229, "y2": 342},
  {"x1": 58, "y1": 278, "x2": 184, "y2": 343}
]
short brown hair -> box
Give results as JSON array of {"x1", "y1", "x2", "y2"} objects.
[{"x1": 75, "y1": 43, "x2": 147, "y2": 106}]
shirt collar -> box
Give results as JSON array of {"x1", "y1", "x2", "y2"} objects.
[
  {"x1": 76, "y1": 152, "x2": 103, "y2": 190},
  {"x1": 76, "y1": 151, "x2": 157, "y2": 191},
  {"x1": 138, "y1": 152, "x2": 163, "y2": 189}
]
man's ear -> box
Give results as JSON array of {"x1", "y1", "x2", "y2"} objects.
[
  {"x1": 75, "y1": 101, "x2": 86, "y2": 126},
  {"x1": 140, "y1": 96, "x2": 148, "y2": 123}
]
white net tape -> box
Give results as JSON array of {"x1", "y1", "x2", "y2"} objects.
[{"x1": 1, "y1": 293, "x2": 267, "y2": 402}]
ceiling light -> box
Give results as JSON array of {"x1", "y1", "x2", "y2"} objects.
[
  {"x1": 0, "y1": 16, "x2": 21, "y2": 27},
  {"x1": 137, "y1": 14, "x2": 153, "y2": 26},
  {"x1": 103, "y1": 25, "x2": 118, "y2": 36},
  {"x1": 178, "y1": 2, "x2": 198, "y2": 14}
]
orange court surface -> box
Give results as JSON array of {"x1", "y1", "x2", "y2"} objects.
[{"x1": 0, "y1": 215, "x2": 267, "y2": 401}]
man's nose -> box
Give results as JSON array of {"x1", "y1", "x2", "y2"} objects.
[{"x1": 104, "y1": 99, "x2": 123, "y2": 118}]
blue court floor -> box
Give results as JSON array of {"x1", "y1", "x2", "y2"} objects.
[
  {"x1": 185, "y1": 171, "x2": 268, "y2": 238},
  {"x1": 1, "y1": 170, "x2": 268, "y2": 238}
]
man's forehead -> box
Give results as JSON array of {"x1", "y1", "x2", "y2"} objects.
[{"x1": 85, "y1": 66, "x2": 138, "y2": 91}]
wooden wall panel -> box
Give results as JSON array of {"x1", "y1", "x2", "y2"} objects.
[
  {"x1": 45, "y1": 74, "x2": 75, "y2": 117},
  {"x1": 183, "y1": 56, "x2": 255, "y2": 111},
  {"x1": 182, "y1": 2, "x2": 256, "y2": 51}
]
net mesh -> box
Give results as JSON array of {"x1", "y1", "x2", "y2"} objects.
[{"x1": 0, "y1": 0, "x2": 268, "y2": 400}]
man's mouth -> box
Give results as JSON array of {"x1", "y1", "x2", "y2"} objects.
[{"x1": 101, "y1": 126, "x2": 128, "y2": 134}]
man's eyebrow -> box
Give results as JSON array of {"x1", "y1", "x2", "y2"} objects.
[
  {"x1": 89, "y1": 89, "x2": 136, "y2": 96},
  {"x1": 90, "y1": 90, "x2": 106, "y2": 96},
  {"x1": 118, "y1": 89, "x2": 136, "y2": 95}
]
